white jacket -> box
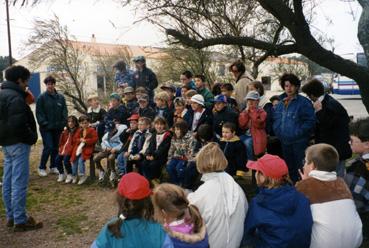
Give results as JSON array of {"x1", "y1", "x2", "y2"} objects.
[{"x1": 188, "y1": 172, "x2": 248, "y2": 248}]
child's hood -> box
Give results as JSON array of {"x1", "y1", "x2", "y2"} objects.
[
  {"x1": 256, "y1": 185, "x2": 300, "y2": 215},
  {"x1": 166, "y1": 222, "x2": 208, "y2": 245}
]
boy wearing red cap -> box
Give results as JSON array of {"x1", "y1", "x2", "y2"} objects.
[
  {"x1": 243, "y1": 154, "x2": 313, "y2": 248},
  {"x1": 92, "y1": 172, "x2": 174, "y2": 248}
]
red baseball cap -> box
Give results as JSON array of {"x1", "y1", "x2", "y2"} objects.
[
  {"x1": 246, "y1": 154, "x2": 289, "y2": 180},
  {"x1": 118, "y1": 172, "x2": 152, "y2": 200},
  {"x1": 127, "y1": 114, "x2": 139, "y2": 121}
]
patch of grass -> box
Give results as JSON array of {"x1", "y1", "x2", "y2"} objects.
[{"x1": 56, "y1": 214, "x2": 88, "y2": 236}]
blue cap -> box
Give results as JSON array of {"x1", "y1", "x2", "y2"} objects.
[
  {"x1": 105, "y1": 121, "x2": 116, "y2": 132},
  {"x1": 214, "y1": 94, "x2": 227, "y2": 103}
]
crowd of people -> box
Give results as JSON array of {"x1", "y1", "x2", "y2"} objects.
[{"x1": 0, "y1": 56, "x2": 368, "y2": 247}]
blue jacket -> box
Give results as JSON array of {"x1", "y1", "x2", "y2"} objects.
[
  {"x1": 272, "y1": 93, "x2": 315, "y2": 145},
  {"x1": 244, "y1": 185, "x2": 313, "y2": 248},
  {"x1": 105, "y1": 104, "x2": 130, "y2": 126},
  {"x1": 114, "y1": 69, "x2": 134, "y2": 88},
  {"x1": 92, "y1": 218, "x2": 173, "y2": 248}
]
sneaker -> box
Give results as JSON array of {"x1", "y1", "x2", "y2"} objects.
[
  {"x1": 50, "y1": 167, "x2": 59, "y2": 174},
  {"x1": 13, "y1": 216, "x2": 43, "y2": 232},
  {"x1": 72, "y1": 176, "x2": 78, "y2": 184},
  {"x1": 109, "y1": 171, "x2": 116, "y2": 182},
  {"x1": 65, "y1": 174, "x2": 73, "y2": 184},
  {"x1": 78, "y1": 175, "x2": 88, "y2": 185},
  {"x1": 37, "y1": 169, "x2": 47, "y2": 177},
  {"x1": 57, "y1": 174, "x2": 66, "y2": 182},
  {"x1": 98, "y1": 170, "x2": 105, "y2": 181}
]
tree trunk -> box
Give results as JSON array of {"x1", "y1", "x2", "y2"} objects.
[{"x1": 358, "y1": 0, "x2": 369, "y2": 66}]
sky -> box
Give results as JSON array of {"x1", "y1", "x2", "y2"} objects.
[{"x1": 0, "y1": 0, "x2": 363, "y2": 60}]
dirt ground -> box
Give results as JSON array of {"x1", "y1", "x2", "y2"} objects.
[{"x1": 0, "y1": 145, "x2": 117, "y2": 248}]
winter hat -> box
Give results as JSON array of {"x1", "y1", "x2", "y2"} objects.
[
  {"x1": 245, "y1": 90, "x2": 260, "y2": 101},
  {"x1": 87, "y1": 94, "x2": 99, "y2": 101},
  {"x1": 105, "y1": 121, "x2": 116, "y2": 132},
  {"x1": 118, "y1": 172, "x2": 152, "y2": 200},
  {"x1": 133, "y1": 56, "x2": 146, "y2": 62},
  {"x1": 190, "y1": 94, "x2": 205, "y2": 106},
  {"x1": 110, "y1": 92, "x2": 121, "y2": 101},
  {"x1": 214, "y1": 94, "x2": 227, "y2": 103},
  {"x1": 246, "y1": 154, "x2": 289, "y2": 180},
  {"x1": 123, "y1": 86, "x2": 135, "y2": 94},
  {"x1": 127, "y1": 114, "x2": 140, "y2": 121},
  {"x1": 160, "y1": 83, "x2": 176, "y2": 92}
]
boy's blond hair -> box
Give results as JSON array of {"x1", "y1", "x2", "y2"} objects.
[
  {"x1": 154, "y1": 91, "x2": 169, "y2": 103},
  {"x1": 196, "y1": 142, "x2": 227, "y2": 173}
]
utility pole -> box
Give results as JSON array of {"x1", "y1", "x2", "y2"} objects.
[{"x1": 5, "y1": 0, "x2": 13, "y2": 66}]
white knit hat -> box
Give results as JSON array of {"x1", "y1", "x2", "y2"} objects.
[{"x1": 190, "y1": 94, "x2": 205, "y2": 106}]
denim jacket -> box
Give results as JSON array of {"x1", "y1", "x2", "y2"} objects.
[{"x1": 272, "y1": 93, "x2": 315, "y2": 145}]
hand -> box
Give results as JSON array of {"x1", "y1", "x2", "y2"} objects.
[
  {"x1": 110, "y1": 149, "x2": 116, "y2": 154},
  {"x1": 147, "y1": 155, "x2": 154, "y2": 160},
  {"x1": 124, "y1": 152, "x2": 129, "y2": 158},
  {"x1": 80, "y1": 138, "x2": 86, "y2": 142},
  {"x1": 313, "y1": 101, "x2": 322, "y2": 112},
  {"x1": 298, "y1": 168, "x2": 309, "y2": 181}
]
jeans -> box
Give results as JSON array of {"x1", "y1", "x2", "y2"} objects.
[
  {"x1": 167, "y1": 159, "x2": 187, "y2": 185},
  {"x1": 72, "y1": 156, "x2": 85, "y2": 176},
  {"x1": 117, "y1": 153, "x2": 127, "y2": 176},
  {"x1": 240, "y1": 134, "x2": 253, "y2": 161},
  {"x1": 281, "y1": 140, "x2": 308, "y2": 183},
  {"x1": 2, "y1": 143, "x2": 31, "y2": 224},
  {"x1": 39, "y1": 129, "x2": 62, "y2": 170},
  {"x1": 55, "y1": 155, "x2": 72, "y2": 175}
]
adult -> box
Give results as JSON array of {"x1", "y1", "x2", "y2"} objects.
[
  {"x1": 302, "y1": 79, "x2": 352, "y2": 177},
  {"x1": 0, "y1": 65, "x2": 42, "y2": 231},
  {"x1": 177, "y1": 70, "x2": 196, "y2": 97},
  {"x1": 273, "y1": 73, "x2": 315, "y2": 183},
  {"x1": 188, "y1": 142, "x2": 248, "y2": 248},
  {"x1": 36, "y1": 76, "x2": 68, "y2": 177},
  {"x1": 132, "y1": 55, "x2": 158, "y2": 103},
  {"x1": 113, "y1": 59, "x2": 134, "y2": 88},
  {"x1": 229, "y1": 60, "x2": 254, "y2": 109}
]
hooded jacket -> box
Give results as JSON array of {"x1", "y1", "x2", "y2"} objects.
[
  {"x1": 218, "y1": 136, "x2": 247, "y2": 176},
  {"x1": 166, "y1": 222, "x2": 209, "y2": 248},
  {"x1": 0, "y1": 81, "x2": 38, "y2": 146},
  {"x1": 101, "y1": 124, "x2": 127, "y2": 151},
  {"x1": 244, "y1": 185, "x2": 313, "y2": 248},
  {"x1": 188, "y1": 172, "x2": 248, "y2": 248}
]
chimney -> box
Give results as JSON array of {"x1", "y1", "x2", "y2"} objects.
[{"x1": 91, "y1": 34, "x2": 96, "y2": 43}]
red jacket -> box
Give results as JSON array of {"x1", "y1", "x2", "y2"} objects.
[
  {"x1": 71, "y1": 127, "x2": 98, "y2": 162},
  {"x1": 239, "y1": 108, "x2": 267, "y2": 156},
  {"x1": 58, "y1": 128, "x2": 79, "y2": 156}
]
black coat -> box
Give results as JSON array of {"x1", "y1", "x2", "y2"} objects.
[
  {"x1": 145, "y1": 131, "x2": 172, "y2": 162},
  {"x1": 213, "y1": 107, "x2": 239, "y2": 137},
  {"x1": 138, "y1": 106, "x2": 156, "y2": 121},
  {"x1": 315, "y1": 94, "x2": 352, "y2": 160},
  {"x1": 191, "y1": 108, "x2": 213, "y2": 132},
  {"x1": 218, "y1": 137, "x2": 247, "y2": 176},
  {"x1": 132, "y1": 67, "x2": 158, "y2": 99},
  {"x1": 105, "y1": 104, "x2": 130, "y2": 126},
  {"x1": 0, "y1": 81, "x2": 38, "y2": 146}
]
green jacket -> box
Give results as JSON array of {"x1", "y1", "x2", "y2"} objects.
[{"x1": 197, "y1": 87, "x2": 214, "y2": 109}]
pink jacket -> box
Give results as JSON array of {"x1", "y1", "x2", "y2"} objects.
[{"x1": 238, "y1": 108, "x2": 267, "y2": 155}]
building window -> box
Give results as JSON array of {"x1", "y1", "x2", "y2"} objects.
[{"x1": 97, "y1": 75, "x2": 105, "y2": 90}]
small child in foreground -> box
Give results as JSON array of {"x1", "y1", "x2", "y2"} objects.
[
  {"x1": 91, "y1": 172, "x2": 174, "y2": 248},
  {"x1": 153, "y1": 183, "x2": 209, "y2": 248},
  {"x1": 296, "y1": 143, "x2": 363, "y2": 248},
  {"x1": 243, "y1": 154, "x2": 313, "y2": 247}
]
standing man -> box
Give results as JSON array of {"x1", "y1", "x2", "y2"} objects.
[
  {"x1": 302, "y1": 79, "x2": 352, "y2": 177},
  {"x1": 36, "y1": 76, "x2": 68, "y2": 177},
  {"x1": 132, "y1": 56, "x2": 158, "y2": 104},
  {"x1": 229, "y1": 60, "x2": 254, "y2": 110},
  {"x1": 273, "y1": 73, "x2": 315, "y2": 183},
  {"x1": 0, "y1": 65, "x2": 42, "y2": 231}
]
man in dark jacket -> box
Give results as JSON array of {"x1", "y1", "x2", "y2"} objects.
[
  {"x1": 36, "y1": 76, "x2": 68, "y2": 177},
  {"x1": 302, "y1": 79, "x2": 352, "y2": 177},
  {"x1": 132, "y1": 56, "x2": 158, "y2": 103},
  {"x1": 0, "y1": 65, "x2": 42, "y2": 231}
]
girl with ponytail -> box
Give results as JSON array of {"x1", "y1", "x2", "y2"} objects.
[
  {"x1": 91, "y1": 172, "x2": 173, "y2": 248},
  {"x1": 153, "y1": 183, "x2": 209, "y2": 248}
]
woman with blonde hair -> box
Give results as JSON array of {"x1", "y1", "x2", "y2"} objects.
[{"x1": 187, "y1": 142, "x2": 248, "y2": 248}]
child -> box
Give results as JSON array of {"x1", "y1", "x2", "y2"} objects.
[
  {"x1": 56, "y1": 115, "x2": 79, "y2": 183},
  {"x1": 92, "y1": 172, "x2": 173, "y2": 248},
  {"x1": 296, "y1": 144, "x2": 363, "y2": 248},
  {"x1": 189, "y1": 94, "x2": 213, "y2": 133},
  {"x1": 137, "y1": 94, "x2": 156, "y2": 121},
  {"x1": 105, "y1": 92, "x2": 130, "y2": 126},
  {"x1": 153, "y1": 183, "x2": 209, "y2": 247},
  {"x1": 218, "y1": 122, "x2": 247, "y2": 177},
  {"x1": 238, "y1": 91, "x2": 267, "y2": 161},
  {"x1": 116, "y1": 114, "x2": 139, "y2": 178},
  {"x1": 212, "y1": 94, "x2": 238, "y2": 139},
  {"x1": 345, "y1": 117, "x2": 369, "y2": 212},
  {"x1": 125, "y1": 117, "x2": 152, "y2": 174},
  {"x1": 122, "y1": 86, "x2": 139, "y2": 116},
  {"x1": 220, "y1": 83, "x2": 238, "y2": 112},
  {"x1": 135, "y1": 86, "x2": 148, "y2": 99},
  {"x1": 244, "y1": 154, "x2": 313, "y2": 247},
  {"x1": 160, "y1": 83, "x2": 177, "y2": 110},
  {"x1": 142, "y1": 117, "x2": 172, "y2": 181},
  {"x1": 94, "y1": 121, "x2": 127, "y2": 183},
  {"x1": 184, "y1": 89, "x2": 197, "y2": 108},
  {"x1": 173, "y1": 97, "x2": 192, "y2": 127},
  {"x1": 193, "y1": 74, "x2": 214, "y2": 109},
  {"x1": 87, "y1": 94, "x2": 107, "y2": 142},
  {"x1": 70, "y1": 115, "x2": 98, "y2": 185},
  {"x1": 269, "y1": 95, "x2": 280, "y2": 107},
  {"x1": 167, "y1": 121, "x2": 194, "y2": 185},
  {"x1": 155, "y1": 91, "x2": 174, "y2": 128}
]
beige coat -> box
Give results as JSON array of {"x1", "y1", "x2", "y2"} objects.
[{"x1": 234, "y1": 72, "x2": 254, "y2": 109}]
